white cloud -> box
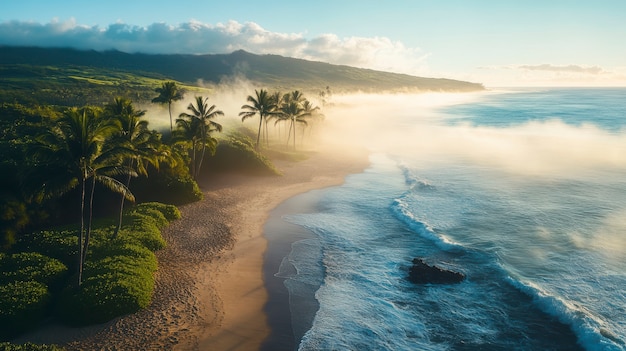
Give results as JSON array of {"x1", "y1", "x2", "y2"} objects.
[
  {"x1": 518, "y1": 64, "x2": 605, "y2": 75},
  {"x1": 476, "y1": 64, "x2": 626, "y2": 87},
  {"x1": 0, "y1": 19, "x2": 430, "y2": 76}
]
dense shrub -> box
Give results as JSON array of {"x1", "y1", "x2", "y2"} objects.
[
  {"x1": 129, "y1": 207, "x2": 168, "y2": 229},
  {"x1": 163, "y1": 175, "x2": 203, "y2": 203},
  {"x1": 88, "y1": 243, "x2": 157, "y2": 272},
  {"x1": 132, "y1": 172, "x2": 203, "y2": 205},
  {"x1": 0, "y1": 252, "x2": 67, "y2": 286},
  {"x1": 0, "y1": 281, "x2": 49, "y2": 339},
  {"x1": 1, "y1": 201, "x2": 178, "y2": 330},
  {"x1": 16, "y1": 230, "x2": 77, "y2": 265},
  {"x1": 57, "y1": 244, "x2": 156, "y2": 325},
  {"x1": 136, "y1": 202, "x2": 181, "y2": 221},
  {"x1": 203, "y1": 135, "x2": 280, "y2": 176},
  {"x1": 113, "y1": 202, "x2": 180, "y2": 251},
  {"x1": 118, "y1": 216, "x2": 165, "y2": 252},
  {"x1": 0, "y1": 342, "x2": 65, "y2": 351}
]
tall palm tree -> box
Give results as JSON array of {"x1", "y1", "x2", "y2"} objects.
[
  {"x1": 33, "y1": 107, "x2": 134, "y2": 286},
  {"x1": 105, "y1": 97, "x2": 164, "y2": 238},
  {"x1": 275, "y1": 91, "x2": 311, "y2": 149},
  {"x1": 152, "y1": 81, "x2": 184, "y2": 133},
  {"x1": 266, "y1": 91, "x2": 284, "y2": 147},
  {"x1": 175, "y1": 96, "x2": 223, "y2": 179},
  {"x1": 300, "y1": 100, "x2": 321, "y2": 144},
  {"x1": 239, "y1": 89, "x2": 277, "y2": 150},
  {"x1": 278, "y1": 99, "x2": 311, "y2": 149}
]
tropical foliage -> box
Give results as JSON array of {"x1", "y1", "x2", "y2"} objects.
[
  {"x1": 239, "y1": 89, "x2": 277, "y2": 150},
  {"x1": 240, "y1": 89, "x2": 320, "y2": 150},
  {"x1": 30, "y1": 106, "x2": 137, "y2": 286},
  {"x1": 0, "y1": 72, "x2": 324, "y2": 344},
  {"x1": 104, "y1": 97, "x2": 168, "y2": 237},
  {"x1": 173, "y1": 96, "x2": 223, "y2": 179},
  {"x1": 151, "y1": 81, "x2": 184, "y2": 133},
  {"x1": 0, "y1": 342, "x2": 65, "y2": 351}
]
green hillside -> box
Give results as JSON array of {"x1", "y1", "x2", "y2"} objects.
[{"x1": 0, "y1": 46, "x2": 483, "y2": 106}]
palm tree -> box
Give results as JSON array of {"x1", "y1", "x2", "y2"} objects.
[
  {"x1": 300, "y1": 100, "x2": 321, "y2": 144},
  {"x1": 175, "y1": 96, "x2": 223, "y2": 179},
  {"x1": 105, "y1": 97, "x2": 165, "y2": 238},
  {"x1": 266, "y1": 91, "x2": 284, "y2": 147},
  {"x1": 275, "y1": 91, "x2": 311, "y2": 149},
  {"x1": 32, "y1": 107, "x2": 134, "y2": 286},
  {"x1": 239, "y1": 89, "x2": 277, "y2": 150},
  {"x1": 278, "y1": 100, "x2": 311, "y2": 150},
  {"x1": 152, "y1": 81, "x2": 184, "y2": 133}
]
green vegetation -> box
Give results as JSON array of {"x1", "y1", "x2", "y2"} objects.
[
  {"x1": 0, "y1": 342, "x2": 65, "y2": 351},
  {"x1": 0, "y1": 59, "x2": 313, "y2": 344},
  {"x1": 204, "y1": 131, "x2": 281, "y2": 176},
  {"x1": 0, "y1": 203, "x2": 177, "y2": 339},
  {"x1": 152, "y1": 81, "x2": 185, "y2": 133},
  {"x1": 173, "y1": 96, "x2": 224, "y2": 179}
]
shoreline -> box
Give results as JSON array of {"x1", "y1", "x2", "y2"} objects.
[
  {"x1": 16, "y1": 148, "x2": 368, "y2": 350},
  {"x1": 261, "y1": 191, "x2": 327, "y2": 350},
  {"x1": 195, "y1": 150, "x2": 369, "y2": 351}
]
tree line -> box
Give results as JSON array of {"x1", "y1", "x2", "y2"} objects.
[
  {"x1": 0, "y1": 80, "x2": 325, "y2": 343},
  {"x1": 1, "y1": 81, "x2": 323, "y2": 285}
]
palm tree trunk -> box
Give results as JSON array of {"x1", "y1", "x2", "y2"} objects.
[
  {"x1": 191, "y1": 141, "x2": 197, "y2": 179},
  {"x1": 114, "y1": 159, "x2": 134, "y2": 239},
  {"x1": 78, "y1": 177, "x2": 86, "y2": 287},
  {"x1": 293, "y1": 117, "x2": 297, "y2": 150},
  {"x1": 255, "y1": 115, "x2": 263, "y2": 150},
  {"x1": 82, "y1": 175, "x2": 97, "y2": 280},
  {"x1": 264, "y1": 118, "x2": 270, "y2": 147},
  {"x1": 197, "y1": 144, "x2": 206, "y2": 179},
  {"x1": 286, "y1": 120, "x2": 293, "y2": 147},
  {"x1": 168, "y1": 102, "x2": 173, "y2": 133}
]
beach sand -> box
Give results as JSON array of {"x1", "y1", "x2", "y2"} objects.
[{"x1": 17, "y1": 148, "x2": 367, "y2": 350}]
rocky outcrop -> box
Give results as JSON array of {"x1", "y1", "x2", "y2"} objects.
[{"x1": 408, "y1": 258, "x2": 465, "y2": 284}]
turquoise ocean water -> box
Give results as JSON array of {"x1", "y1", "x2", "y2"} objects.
[{"x1": 269, "y1": 88, "x2": 626, "y2": 350}]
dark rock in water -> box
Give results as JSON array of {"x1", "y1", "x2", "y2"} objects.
[{"x1": 408, "y1": 258, "x2": 465, "y2": 284}]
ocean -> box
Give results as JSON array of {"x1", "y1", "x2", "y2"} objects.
[{"x1": 265, "y1": 88, "x2": 626, "y2": 350}]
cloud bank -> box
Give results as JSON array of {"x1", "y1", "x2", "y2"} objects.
[
  {"x1": 476, "y1": 63, "x2": 626, "y2": 87},
  {"x1": 0, "y1": 18, "x2": 430, "y2": 76},
  {"x1": 518, "y1": 64, "x2": 605, "y2": 75}
]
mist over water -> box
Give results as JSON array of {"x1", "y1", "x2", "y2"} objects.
[{"x1": 273, "y1": 88, "x2": 626, "y2": 350}]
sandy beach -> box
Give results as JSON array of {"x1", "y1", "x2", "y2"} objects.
[{"x1": 18, "y1": 148, "x2": 367, "y2": 350}]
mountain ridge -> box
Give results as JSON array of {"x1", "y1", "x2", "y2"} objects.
[{"x1": 0, "y1": 46, "x2": 484, "y2": 93}]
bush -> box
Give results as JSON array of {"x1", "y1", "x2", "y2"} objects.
[
  {"x1": 118, "y1": 215, "x2": 165, "y2": 251},
  {"x1": 88, "y1": 243, "x2": 157, "y2": 273},
  {"x1": 2, "y1": 201, "x2": 178, "y2": 330},
  {"x1": 57, "y1": 245, "x2": 156, "y2": 325},
  {"x1": 137, "y1": 202, "x2": 181, "y2": 221},
  {"x1": 0, "y1": 342, "x2": 65, "y2": 351},
  {"x1": 129, "y1": 207, "x2": 168, "y2": 229},
  {"x1": 16, "y1": 230, "x2": 77, "y2": 265},
  {"x1": 0, "y1": 252, "x2": 67, "y2": 286},
  {"x1": 164, "y1": 175, "x2": 203, "y2": 204},
  {"x1": 132, "y1": 172, "x2": 203, "y2": 205},
  {"x1": 203, "y1": 135, "x2": 280, "y2": 176},
  {"x1": 0, "y1": 281, "x2": 49, "y2": 339}
]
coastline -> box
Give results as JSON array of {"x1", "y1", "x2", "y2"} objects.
[
  {"x1": 194, "y1": 149, "x2": 368, "y2": 351},
  {"x1": 261, "y1": 191, "x2": 328, "y2": 350},
  {"x1": 17, "y1": 148, "x2": 368, "y2": 350}
]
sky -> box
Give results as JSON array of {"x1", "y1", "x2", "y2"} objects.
[{"x1": 1, "y1": 0, "x2": 625, "y2": 87}]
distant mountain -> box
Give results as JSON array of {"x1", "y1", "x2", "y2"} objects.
[{"x1": 0, "y1": 46, "x2": 483, "y2": 93}]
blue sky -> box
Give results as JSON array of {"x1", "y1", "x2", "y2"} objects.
[{"x1": 1, "y1": 0, "x2": 625, "y2": 86}]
